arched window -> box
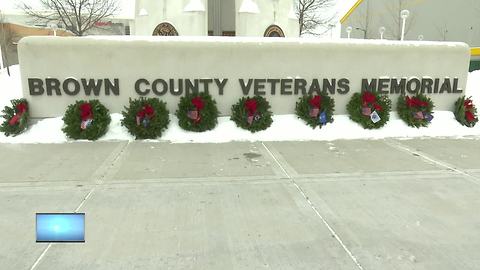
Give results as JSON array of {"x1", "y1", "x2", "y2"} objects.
[
  {"x1": 152, "y1": 22, "x2": 179, "y2": 36},
  {"x1": 264, "y1": 25, "x2": 285, "y2": 37}
]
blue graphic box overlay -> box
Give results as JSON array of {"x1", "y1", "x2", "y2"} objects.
[{"x1": 36, "y1": 213, "x2": 85, "y2": 242}]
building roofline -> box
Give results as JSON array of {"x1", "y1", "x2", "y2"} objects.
[
  {"x1": 472, "y1": 48, "x2": 480, "y2": 57},
  {"x1": 340, "y1": 0, "x2": 364, "y2": 24}
]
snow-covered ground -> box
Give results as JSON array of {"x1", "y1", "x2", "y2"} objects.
[{"x1": 1, "y1": 67, "x2": 480, "y2": 144}]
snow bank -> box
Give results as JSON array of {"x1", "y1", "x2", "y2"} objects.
[{"x1": 1, "y1": 65, "x2": 480, "y2": 144}]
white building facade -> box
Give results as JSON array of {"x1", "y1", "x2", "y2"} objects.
[
  {"x1": 132, "y1": 0, "x2": 299, "y2": 37},
  {"x1": 1, "y1": 0, "x2": 299, "y2": 37}
]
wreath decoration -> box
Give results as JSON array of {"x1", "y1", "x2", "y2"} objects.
[
  {"x1": 230, "y1": 96, "x2": 273, "y2": 132},
  {"x1": 347, "y1": 91, "x2": 392, "y2": 129},
  {"x1": 62, "y1": 100, "x2": 111, "y2": 140},
  {"x1": 176, "y1": 92, "x2": 219, "y2": 132},
  {"x1": 397, "y1": 94, "x2": 434, "y2": 128},
  {"x1": 121, "y1": 97, "x2": 170, "y2": 139},
  {"x1": 0, "y1": 99, "x2": 29, "y2": 137},
  {"x1": 295, "y1": 94, "x2": 334, "y2": 128},
  {"x1": 454, "y1": 96, "x2": 478, "y2": 127}
]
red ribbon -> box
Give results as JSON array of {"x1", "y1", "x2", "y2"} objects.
[
  {"x1": 244, "y1": 98, "x2": 258, "y2": 117},
  {"x1": 8, "y1": 102, "x2": 28, "y2": 126},
  {"x1": 465, "y1": 111, "x2": 476, "y2": 122},
  {"x1": 137, "y1": 104, "x2": 155, "y2": 119},
  {"x1": 362, "y1": 91, "x2": 376, "y2": 105},
  {"x1": 464, "y1": 99, "x2": 474, "y2": 110},
  {"x1": 373, "y1": 103, "x2": 383, "y2": 111},
  {"x1": 79, "y1": 103, "x2": 93, "y2": 121},
  {"x1": 406, "y1": 96, "x2": 428, "y2": 108},
  {"x1": 309, "y1": 95, "x2": 321, "y2": 108},
  {"x1": 191, "y1": 97, "x2": 205, "y2": 111}
]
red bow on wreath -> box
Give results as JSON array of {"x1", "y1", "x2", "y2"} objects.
[
  {"x1": 8, "y1": 102, "x2": 28, "y2": 126},
  {"x1": 309, "y1": 95, "x2": 321, "y2": 108},
  {"x1": 79, "y1": 103, "x2": 93, "y2": 121},
  {"x1": 464, "y1": 99, "x2": 474, "y2": 110},
  {"x1": 464, "y1": 98, "x2": 476, "y2": 122},
  {"x1": 406, "y1": 96, "x2": 428, "y2": 108},
  {"x1": 137, "y1": 105, "x2": 155, "y2": 119},
  {"x1": 466, "y1": 111, "x2": 476, "y2": 122},
  {"x1": 361, "y1": 92, "x2": 382, "y2": 113},
  {"x1": 244, "y1": 99, "x2": 258, "y2": 116},
  {"x1": 188, "y1": 96, "x2": 205, "y2": 123},
  {"x1": 362, "y1": 91, "x2": 376, "y2": 105},
  {"x1": 191, "y1": 97, "x2": 205, "y2": 111},
  {"x1": 136, "y1": 104, "x2": 155, "y2": 126}
]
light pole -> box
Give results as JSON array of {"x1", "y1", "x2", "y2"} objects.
[
  {"x1": 49, "y1": 23, "x2": 58, "y2": 36},
  {"x1": 328, "y1": 24, "x2": 335, "y2": 39},
  {"x1": 379, "y1": 26, "x2": 385, "y2": 40},
  {"x1": 346, "y1": 26, "x2": 352, "y2": 39},
  {"x1": 400, "y1": 9, "x2": 410, "y2": 41}
]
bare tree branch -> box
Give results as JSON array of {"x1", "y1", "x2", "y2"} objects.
[
  {"x1": 20, "y1": 0, "x2": 120, "y2": 36},
  {"x1": 295, "y1": 0, "x2": 337, "y2": 37}
]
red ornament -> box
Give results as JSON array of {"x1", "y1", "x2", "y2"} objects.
[
  {"x1": 244, "y1": 98, "x2": 258, "y2": 116},
  {"x1": 191, "y1": 97, "x2": 205, "y2": 111},
  {"x1": 309, "y1": 95, "x2": 321, "y2": 108}
]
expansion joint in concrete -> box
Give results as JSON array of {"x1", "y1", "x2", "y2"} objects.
[
  {"x1": 29, "y1": 141, "x2": 130, "y2": 270},
  {"x1": 261, "y1": 142, "x2": 365, "y2": 270},
  {"x1": 384, "y1": 139, "x2": 480, "y2": 186}
]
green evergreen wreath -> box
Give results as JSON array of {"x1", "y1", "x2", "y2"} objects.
[
  {"x1": 454, "y1": 96, "x2": 478, "y2": 127},
  {"x1": 62, "y1": 100, "x2": 111, "y2": 140},
  {"x1": 295, "y1": 94, "x2": 335, "y2": 128},
  {"x1": 121, "y1": 98, "x2": 170, "y2": 139},
  {"x1": 397, "y1": 94, "x2": 434, "y2": 128},
  {"x1": 230, "y1": 96, "x2": 273, "y2": 132},
  {"x1": 347, "y1": 91, "x2": 392, "y2": 129},
  {"x1": 175, "y1": 92, "x2": 219, "y2": 132},
  {"x1": 0, "y1": 98, "x2": 29, "y2": 137}
]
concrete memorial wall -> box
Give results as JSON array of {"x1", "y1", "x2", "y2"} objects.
[{"x1": 18, "y1": 36, "x2": 470, "y2": 118}]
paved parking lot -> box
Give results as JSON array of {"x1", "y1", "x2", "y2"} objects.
[{"x1": 1, "y1": 138, "x2": 480, "y2": 269}]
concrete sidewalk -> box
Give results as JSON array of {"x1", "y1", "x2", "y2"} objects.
[{"x1": 1, "y1": 138, "x2": 480, "y2": 269}]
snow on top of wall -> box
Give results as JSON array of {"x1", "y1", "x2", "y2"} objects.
[{"x1": 22, "y1": 35, "x2": 469, "y2": 51}]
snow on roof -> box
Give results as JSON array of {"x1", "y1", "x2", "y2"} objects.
[{"x1": 0, "y1": 0, "x2": 135, "y2": 20}]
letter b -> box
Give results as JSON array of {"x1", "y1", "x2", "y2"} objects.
[{"x1": 29, "y1": 78, "x2": 45, "y2": 96}]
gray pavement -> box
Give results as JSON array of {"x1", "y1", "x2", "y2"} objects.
[{"x1": 1, "y1": 138, "x2": 480, "y2": 269}]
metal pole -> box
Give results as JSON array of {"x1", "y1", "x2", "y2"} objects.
[
  {"x1": 0, "y1": 43, "x2": 4, "y2": 73},
  {"x1": 400, "y1": 10, "x2": 410, "y2": 41}
]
